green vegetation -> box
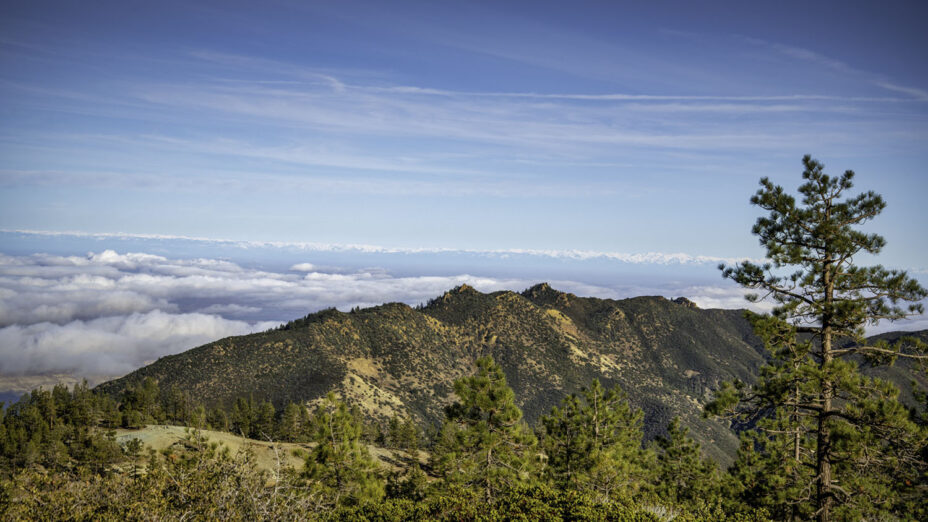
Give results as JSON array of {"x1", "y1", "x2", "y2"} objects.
[
  {"x1": 98, "y1": 280, "x2": 776, "y2": 462},
  {"x1": 431, "y1": 356, "x2": 538, "y2": 502},
  {"x1": 652, "y1": 417, "x2": 724, "y2": 509},
  {"x1": 0, "y1": 381, "x2": 122, "y2": 474},
  {"x1": 303, "y1": 393, "x2": 385, "y2": 508},
  {"x1": 2, "y1": 358, "x2": 771, "y2": 520},
  {"x1": 539, "y1": 380, "x2": 653, "y2": 501},
  {"x1": 3, "y1": 157, "x2": 925, "y2": 519},
  {"x1": 708, "y1": 156, "x2": 928, "y2": 521}
]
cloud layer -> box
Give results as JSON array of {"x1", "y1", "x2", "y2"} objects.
[
  {"x1": 2, "y1": 248, "x2": 917, "y2": 380},
  {"x1": 1, "y1": 249, "x2": 770, "y2": 378},
  {"x1": 0, "y1": 311, "x2": 273, "y2": 377},
  {"x1": 0, "y1": 250, "x2": 527, "y2": 377}
]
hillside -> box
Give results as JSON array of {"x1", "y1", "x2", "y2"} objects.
[{"x1": 99, "y1": 284, "x2": 770, "y2": 462}]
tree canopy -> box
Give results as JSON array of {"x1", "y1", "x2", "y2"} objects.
[{"x1": 708, "y1": 155, "x2": 928, "y2": 521}]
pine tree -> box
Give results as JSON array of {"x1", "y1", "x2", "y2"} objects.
[
  {"x1": 120, "y1": 377, "x2": 163, "y2": 426},
  {"x1": 539, "y1": 379, "x2": 652, "y2": 501},
  {"x1": 431, "y1": 356, "x2": 537, "y2": 503},
  {"x1": 229, "y1": 396, "x2": 255, "y2": 437},
  {"x1": 397, "y1": 417, "x2": 420, "y2": 452},
  {"x1": 652, "y1": 417, "x2": 722, "y2": 507},
  {"x1": 303, "y1": 392, "x2": 384, "y2": 508},
  {"x1": 279, "y1": 402, "x2": 310, "y2": 442},
  {"x1": 707, "y1": 156, "x2": 927, "y2": 521},
  {"x1": 253, "y1": 400, "x2": 276, "y2": 440}
]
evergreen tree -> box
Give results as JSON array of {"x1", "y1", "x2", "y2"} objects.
[
  {"x1": 162, "y1": 385, "x2": 195, "y2": 425},
  {"x1": 189, "y1": 405, "x2": 207, "y2": 429},
  {"x1": 253, "y1": 400, "x2": 276, "y2": 440},
  {"x1": 386, "y1": 415, "x2": 403, "y2": 448},
  {"x1": 207, "y1": 407, "x2": 229, "y2": 432},
  {"x1": 279, "y1": 402, "x2": 310, "y2": 442},
  {"x1": 303, "y1": 392, "x2": 384, "y2": 507},
  {"x1": 539, "y1": 379, "x2": 652, "y2": 501},
  {"x1": 431, "y1": 356, "x2": 537, "y2": 503},
  {"x1": 397, "y1": 417, "x2": 420, "y2": 452},
  {"x1": 122, "y1": 377, "x2": 163, "y2": 425},
  {"x1": 707, "y1": 156, "x2": 928, "y2": 521},
  {"x1": 652, "y1": 417, "x2": 722, "y2": 508},
  {"x1": 230, "y1": 396, "x2": 256, "y2": 437},
  {"x1": 384, "y1": 414, "x2": 420, "y2": 451}
]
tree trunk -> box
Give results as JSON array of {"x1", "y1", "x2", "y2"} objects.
[
  {"x1": 486, "y1": 446, "x2": 492, "y2": 503},
  {"x1": 817, "y1": 260, "x2": 834, "y2": 522}
]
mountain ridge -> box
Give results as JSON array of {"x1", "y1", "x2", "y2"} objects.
[{"x1": 97, "y1": 284, "x2": 925, "y2": 462}]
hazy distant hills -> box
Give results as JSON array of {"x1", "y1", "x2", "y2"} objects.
[{"x1": 97, "y1": 283, "x2": 925, "y2": 462}]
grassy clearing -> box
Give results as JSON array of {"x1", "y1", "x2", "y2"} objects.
[{"x1": 114, "y1": 425, "x2": 424, "y2": 476}]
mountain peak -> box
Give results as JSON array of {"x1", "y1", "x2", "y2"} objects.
[
  {"x1": 528, "y1": 281, "x2": 551, "y2": 292},
  {"x1": 523, "y1": 282, "x2": 556, "y2": 297},
  {"x1": 522, "y1": 282, "x2": 574, "y2": 306},
  {"x1": 452, "y1": 283, "x2": 478, "y2": 294}
]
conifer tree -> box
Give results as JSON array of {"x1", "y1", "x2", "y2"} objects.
[
  {"x1": 279, "y1": 402, "x2": 310, "y2": 442},
  {"x1": 431, "y1": 356, "x2": 537, "y2": 503},
  {"x1": 707, "y1": 156, "x2": 927, "y2": 521},
  {"x1": 539, "y1": 379, "x2": 652, "y2": 501},
  {"x1": 253, "y1": 400, "x2": 276, "y2": 440},
  {"x1": 397, "y1": 417, "x2": 420, "y2": 452},
  {"x1": 303, "y1": 392, "x2": 384, "y2": 508},
  {"x1": 230, "y1": 396, "x2": 255, "y2": 437},
  {"x1": 121, "y1": 377, "x2": 163, "y2": 426},
  {"x1": 652, "y1": 417, "x2": 722, "y2": 507}
]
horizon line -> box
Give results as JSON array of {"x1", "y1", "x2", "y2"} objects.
[{"x1": 1, "y1": 228, "x2": 760, "y2": 266}]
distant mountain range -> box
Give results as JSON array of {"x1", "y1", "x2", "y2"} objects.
[{"x1": 98, "y1": 283, "x2": 926, "y2": 462}]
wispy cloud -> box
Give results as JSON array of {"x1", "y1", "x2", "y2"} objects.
[
  {"x1": 129, "y1": 79, "x2": 885, "y2": 152},
  {"x1": 875, "y1": 82, "x2": 928, "y2": 101},
  {"x1": 740, "y1": 36, "x2": 928, "y2": 102},
  {"x1": 5, "y1": 45, "x2": 924, "y2": 209},
  {"x1": 0, "y1": 167, "x2": 621, "y2": 199},
  {"x1": 367, "y1": 85, "x2": 909, "y2": 103},
  {"x1": 116, "y1": 51, "x2": 922, "y2": 160},
  {"x1": 747, "y1": 38, "x2": 862, "y2": 76}
]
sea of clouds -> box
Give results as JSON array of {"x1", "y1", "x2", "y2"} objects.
[
  {"x1": 0, "y1": 248, "x2": 772, "y2": 381},
  {"x1": 7, "y1": 245, "x2": 923, "y2": 387}
]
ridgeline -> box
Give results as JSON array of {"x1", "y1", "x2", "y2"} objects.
[{"x1": 99, "y1": 283, "x2": 769, "y2": 462}]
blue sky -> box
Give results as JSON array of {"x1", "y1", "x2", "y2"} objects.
[{"x1": 1, "y1": 1, "x2": 927, "y2": 386}]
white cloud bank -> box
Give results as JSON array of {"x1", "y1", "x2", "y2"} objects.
[
  {"x1": 2, "y1": 249, "x2": 918, "y2": 380},
  {"x1": 0, "y1": 311, "x2": 278, "y2": 377},
  {"x1": 0, "y1": 250, "x2": 543, "y2": 377}
]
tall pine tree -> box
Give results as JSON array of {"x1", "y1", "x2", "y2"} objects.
[
  {"x1": 708, "y1": 156, "x2": 927, "y2": 521},
  {"x1": 539, "y1": 380, "x2": 653, "y2": 501},
  {"x1": 431, "y1": 356, "x2": 537, "y2": 503},
  {"x1": 303, "y1": 393, "x2": 384, "y2": 508},
  {"x1": 652, "y1": 417, "x2": 722, "y2": 508}
]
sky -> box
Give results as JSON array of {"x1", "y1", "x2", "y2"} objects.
[{"x1": 1, "y1": 0, "x2": 927, "y2": 391}]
